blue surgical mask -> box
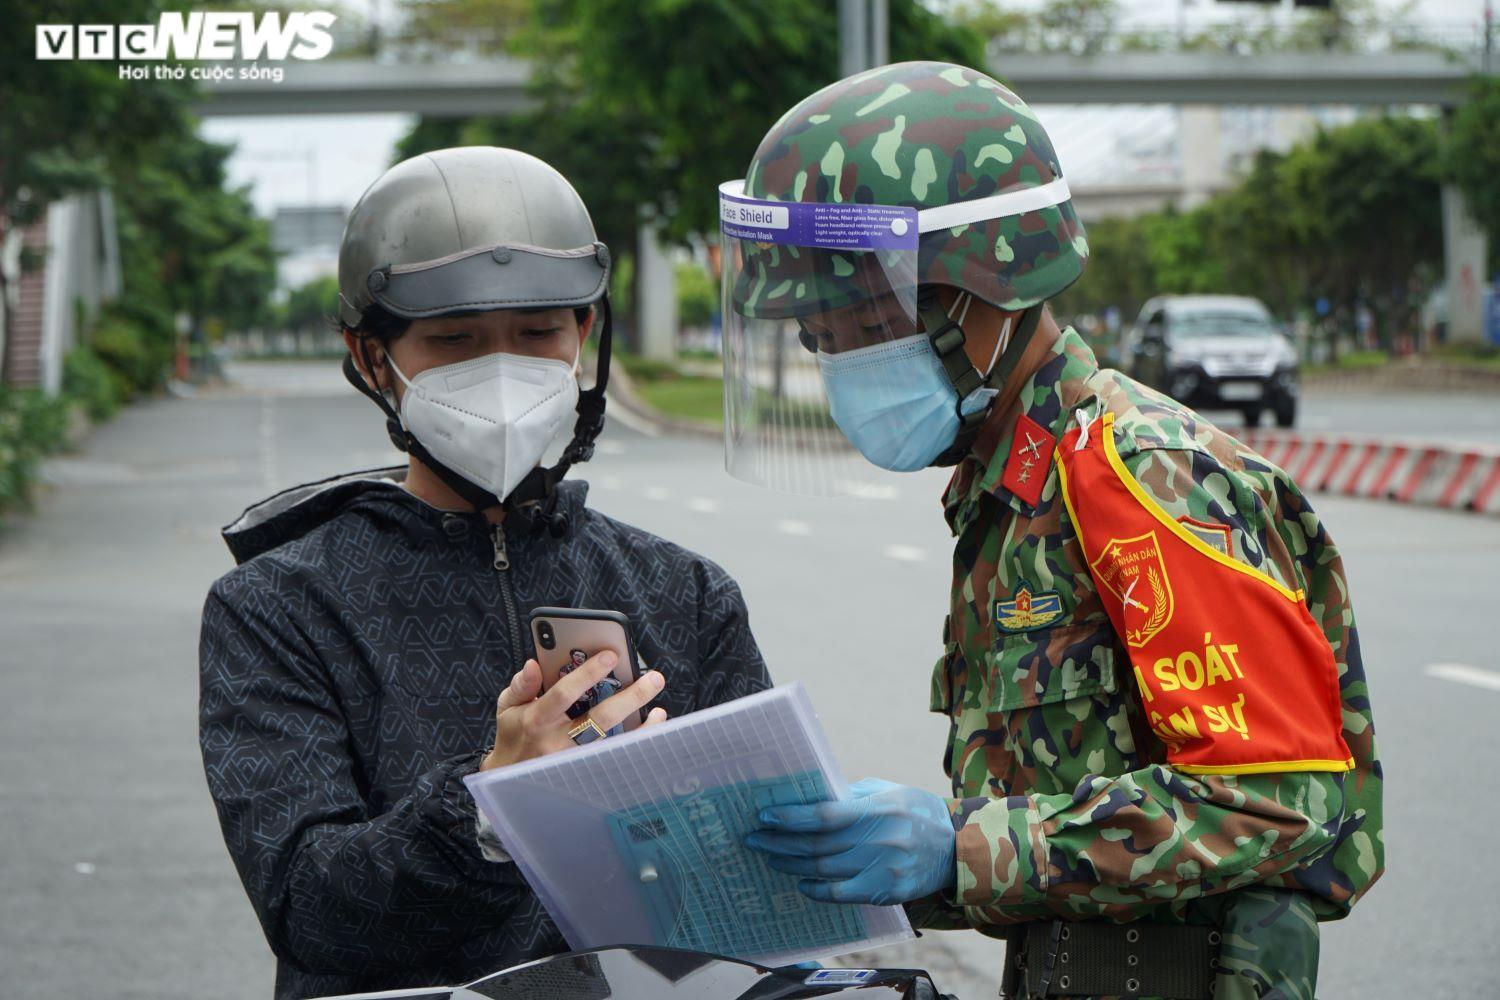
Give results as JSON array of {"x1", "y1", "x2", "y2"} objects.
[{"x1": 817, "y1": 333, "x2": 992, "y2": 471}]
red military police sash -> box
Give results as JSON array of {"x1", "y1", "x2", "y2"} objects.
[{"x1": 1055, "y1": 412, "x2": 1354, "y2": 775}]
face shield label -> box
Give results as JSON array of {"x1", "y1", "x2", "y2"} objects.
[
  {"x1": 718, "y1": 181, "x2": 917, "y2": 252},
  {"x1": 719, "y1": 199, "x2": 790, "y2": 233}
]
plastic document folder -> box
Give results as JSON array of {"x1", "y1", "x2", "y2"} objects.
[{"x1": 463, "y1": 683, "x2": 914, "y2": 967}]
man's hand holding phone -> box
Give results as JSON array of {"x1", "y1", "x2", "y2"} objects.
[{"x1": 480, "y1": 651, "x2": 667, "y2": 771}]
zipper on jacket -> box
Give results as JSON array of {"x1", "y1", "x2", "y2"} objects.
[
  {"x1": 490, "y1": 523, "x2": 510, "y2": 571},
  {"x1": 491, "y1": 523, "x2": 526, "y2": 665}
]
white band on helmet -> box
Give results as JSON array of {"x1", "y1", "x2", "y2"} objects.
[{"x1": 915, "y1": 176, "x2": 1072, "y2": 235}]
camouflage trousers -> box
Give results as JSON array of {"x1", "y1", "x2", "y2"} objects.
[{"x1": 1213, "y1": 889, "x2": 1320, "y2": 1000}]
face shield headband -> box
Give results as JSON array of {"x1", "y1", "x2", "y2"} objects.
[{"x1": 719, "y1": 177, "x2": 1071, "y2": 248}]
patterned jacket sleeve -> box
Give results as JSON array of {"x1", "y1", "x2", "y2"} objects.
[
  {"x1": 690, "y1": 558, "x2": 773, "y2": 707},
  {"x1": 950, "y1": 446, "x2": 1371, "y2": 921},
  {"x1": 198, "y1": 578, "x2": 525, "y2": 976}
]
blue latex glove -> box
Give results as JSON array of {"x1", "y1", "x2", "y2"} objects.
[{"x1": 744, "y1": 777, "x2": 956, "y2": 906}]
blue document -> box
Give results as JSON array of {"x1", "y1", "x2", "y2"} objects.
[{"x1": 605, "y1": 770, "x2": 866, "y2": 957}]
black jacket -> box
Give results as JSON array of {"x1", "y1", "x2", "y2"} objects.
[{"x1": 198, "y1": 469, "x2": 771, "y2": 999}]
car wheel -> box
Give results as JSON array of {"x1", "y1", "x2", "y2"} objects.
[
  {"x1": 1241, "y1": 406, "x2": 1263, "y2": 428},
  {"x1": 1274, "y1": 395, "x2": 1297, "y2": 428}
]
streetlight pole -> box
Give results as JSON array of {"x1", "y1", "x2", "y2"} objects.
[
  {"x1": 1485, "y1": 0, "x2": 1493, "y2": 76},
  {"x1": 870, "y1": 0, "x2": 888, "y2": 68},
  {"x1": 839, "y1": 0, "x2": 888, "y2": 76}
]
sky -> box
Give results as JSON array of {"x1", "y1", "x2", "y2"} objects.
[{"x1": 195, "y1": 0, "x2": 1495, "y2": 266}]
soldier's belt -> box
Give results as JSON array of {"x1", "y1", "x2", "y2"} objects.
[{"x1": 1003, "y1": 920, "x2": 1220, "y2": 999}]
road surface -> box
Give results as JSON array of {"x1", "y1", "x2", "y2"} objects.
[{"x1": 1, "y1": 362, "x2": 1496, "y2": 997}]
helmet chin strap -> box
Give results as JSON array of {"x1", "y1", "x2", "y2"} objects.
[
  {"x1": 984, "y1": 316, "x2": 1014, "y2": 378},
  {"x1": 917, "y1": 286, "x2": 1041, "y2": 469},
  {"x1": 340, "y1": 294, "x2": 614, "y2": 536}
]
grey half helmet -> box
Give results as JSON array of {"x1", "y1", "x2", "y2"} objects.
[
  {"x1": 336, "y1": 146, "x2": 615, "y2": 521},
  {"x1": 338, "y1": 145, "x2": 610, "y2": 328}
]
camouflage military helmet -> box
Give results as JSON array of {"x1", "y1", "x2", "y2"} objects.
[{"x1": 737, "y1": 60, "x2": 1087, "y2": 314}]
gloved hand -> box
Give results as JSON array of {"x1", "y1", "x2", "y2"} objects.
[{"x1": 744, "y1": 777, "x2": 956, "y2": 906}]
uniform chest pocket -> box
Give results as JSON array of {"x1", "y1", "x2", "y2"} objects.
[
  {"x1": 980, "y1": 620, "x2": 1137, "y2": 796},
  {"x1": 985, "y1": 619, "x2": 1120, "y2": 711}
]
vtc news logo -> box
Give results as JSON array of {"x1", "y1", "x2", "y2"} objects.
[{"x1": 35, "y1": 11, "x2": 337, "y2": 61}]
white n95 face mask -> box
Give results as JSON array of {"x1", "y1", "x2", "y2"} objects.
[{"x1": 386, "y1": 350, "x2": 580, "y2": 501}]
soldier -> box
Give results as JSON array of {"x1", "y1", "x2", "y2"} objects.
[{"x1": 727, "y1": 62, "x2": 1382, "y2": 999}]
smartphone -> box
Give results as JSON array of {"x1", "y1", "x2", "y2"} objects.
[{"x1": 528, "y1": 607, "x2": 646, "y2": 733}]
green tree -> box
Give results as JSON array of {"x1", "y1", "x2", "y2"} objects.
[
  {"x1": 0, "y1": 0, "x2": 190, "y2": 382},
  {"x1": 1050, "y1": 214, "x2": 1156, "y2": 319},
  {"x1": 1448, "y1": 76, "x2": 1500, "y2": 275},
  {"x1": 2, "y1": 1, "x2": 277, "y2": 388},
  {"x1": 1276, "y1": 114, "x2": 1442, "y2": 349},
  {"x1": 115, "y1": 133, "x2": 277, "y2": 368},
  {"x1": 1035, "y1": 0, "x2": 1119, "y2": 55},
  {"x1": 393, "y1": 0, "x2": 983, "y2": 349},
  {"x1": 959, "y1": 0, "x2": 1432, "y2": 57},
  {"x1": 1209, "y1": 148, "x2": 1312, "y2": 318},
  {"x1": 284, "y1": 275, "x2": 343, "y2": 333},
  {"x1": 675, "y1": 262, "x2": 716, "y2": 330},
  {"x1": 396, "y1": 0, "x2": 530, "y2": 52},
  {"x1": 1060, "y1": 114, "x2": 1442, "y2": 358},
  {"x1": 514, "y1": 0, "x2": 983, "y2": 242},
  {"x1": 955, "y1": 0, "x2": 1120, "y2": 55}
]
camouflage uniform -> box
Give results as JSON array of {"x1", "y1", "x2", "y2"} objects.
[
  {"x1": 731, "y1": 61, "x2": 1383, "y2": 997},
  {"x1": 916, "y1": 327, "x2": 1383, "y2": 998}
]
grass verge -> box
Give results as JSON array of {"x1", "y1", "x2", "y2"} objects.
[{"x1": 633, "y1": 375, "x2": 724, "y2": 424}]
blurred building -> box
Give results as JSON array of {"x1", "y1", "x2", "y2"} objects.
[
  {"x1": 0, "y1": 190, "x2": 122, "y2": 393},
  {"x1": 271, "y1": 204, "x2": 346, "y2": 292}
]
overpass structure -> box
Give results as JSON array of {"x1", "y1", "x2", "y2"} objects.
[
  {"x1": 196, "y1": 50, "x2": 1477, "y2": 117},
  {"x1": 195, "y1": 48, "x2": 1492, "y2": 352}
]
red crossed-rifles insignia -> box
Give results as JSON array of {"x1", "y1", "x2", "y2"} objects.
[{"x1": 1001, "y1": 414, "x2": 1054, "y2": 507}]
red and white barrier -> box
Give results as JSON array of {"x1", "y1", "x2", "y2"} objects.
[{"x1": 1236, "y1": 429, "x2": 1500, "y2": 517}]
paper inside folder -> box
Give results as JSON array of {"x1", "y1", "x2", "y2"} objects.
[{"x1": 463, "y1": 683, "x2": 913, "y2": 968}]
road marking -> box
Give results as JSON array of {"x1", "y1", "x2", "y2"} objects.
[
  {"x1": 883, "y1": 544, "x2": 927, "y2": 562},
  {"x1": 777, "y1": 519, "x2": 812, "y2": 536},
  {"x1": 842, "y1": 482, "x2": 899, "y2": 500},
  {"x1": 687, "y1": 497, "x2": 720, "y2": 513},
  {"x1": 1424, "y1": 662, "x2": 1500, "y2": 692},
  {"x1": 595, "y1": 439, "x2": 626, "y2": 456},
  {"x1": 644, "y1": 486, "x2": 670, "y2": 502}
]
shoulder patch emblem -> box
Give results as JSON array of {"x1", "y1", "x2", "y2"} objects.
[
  {"x1": 994, "y1": 584, "x2": 1064, "y2": 634},
  {"x1": 1089, "y1": 530, "x2": 1175, "y2": 648},
  {"x1": 1001, "y1": 414, "x2": 1055, "y2": 507},
  {"x1": 1178, "y1": 516, "x2": 1233, "y2": 557}
]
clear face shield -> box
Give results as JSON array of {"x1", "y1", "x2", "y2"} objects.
[{"x1": 719, "y1": 181, "x2": 926, "y2": 495}]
